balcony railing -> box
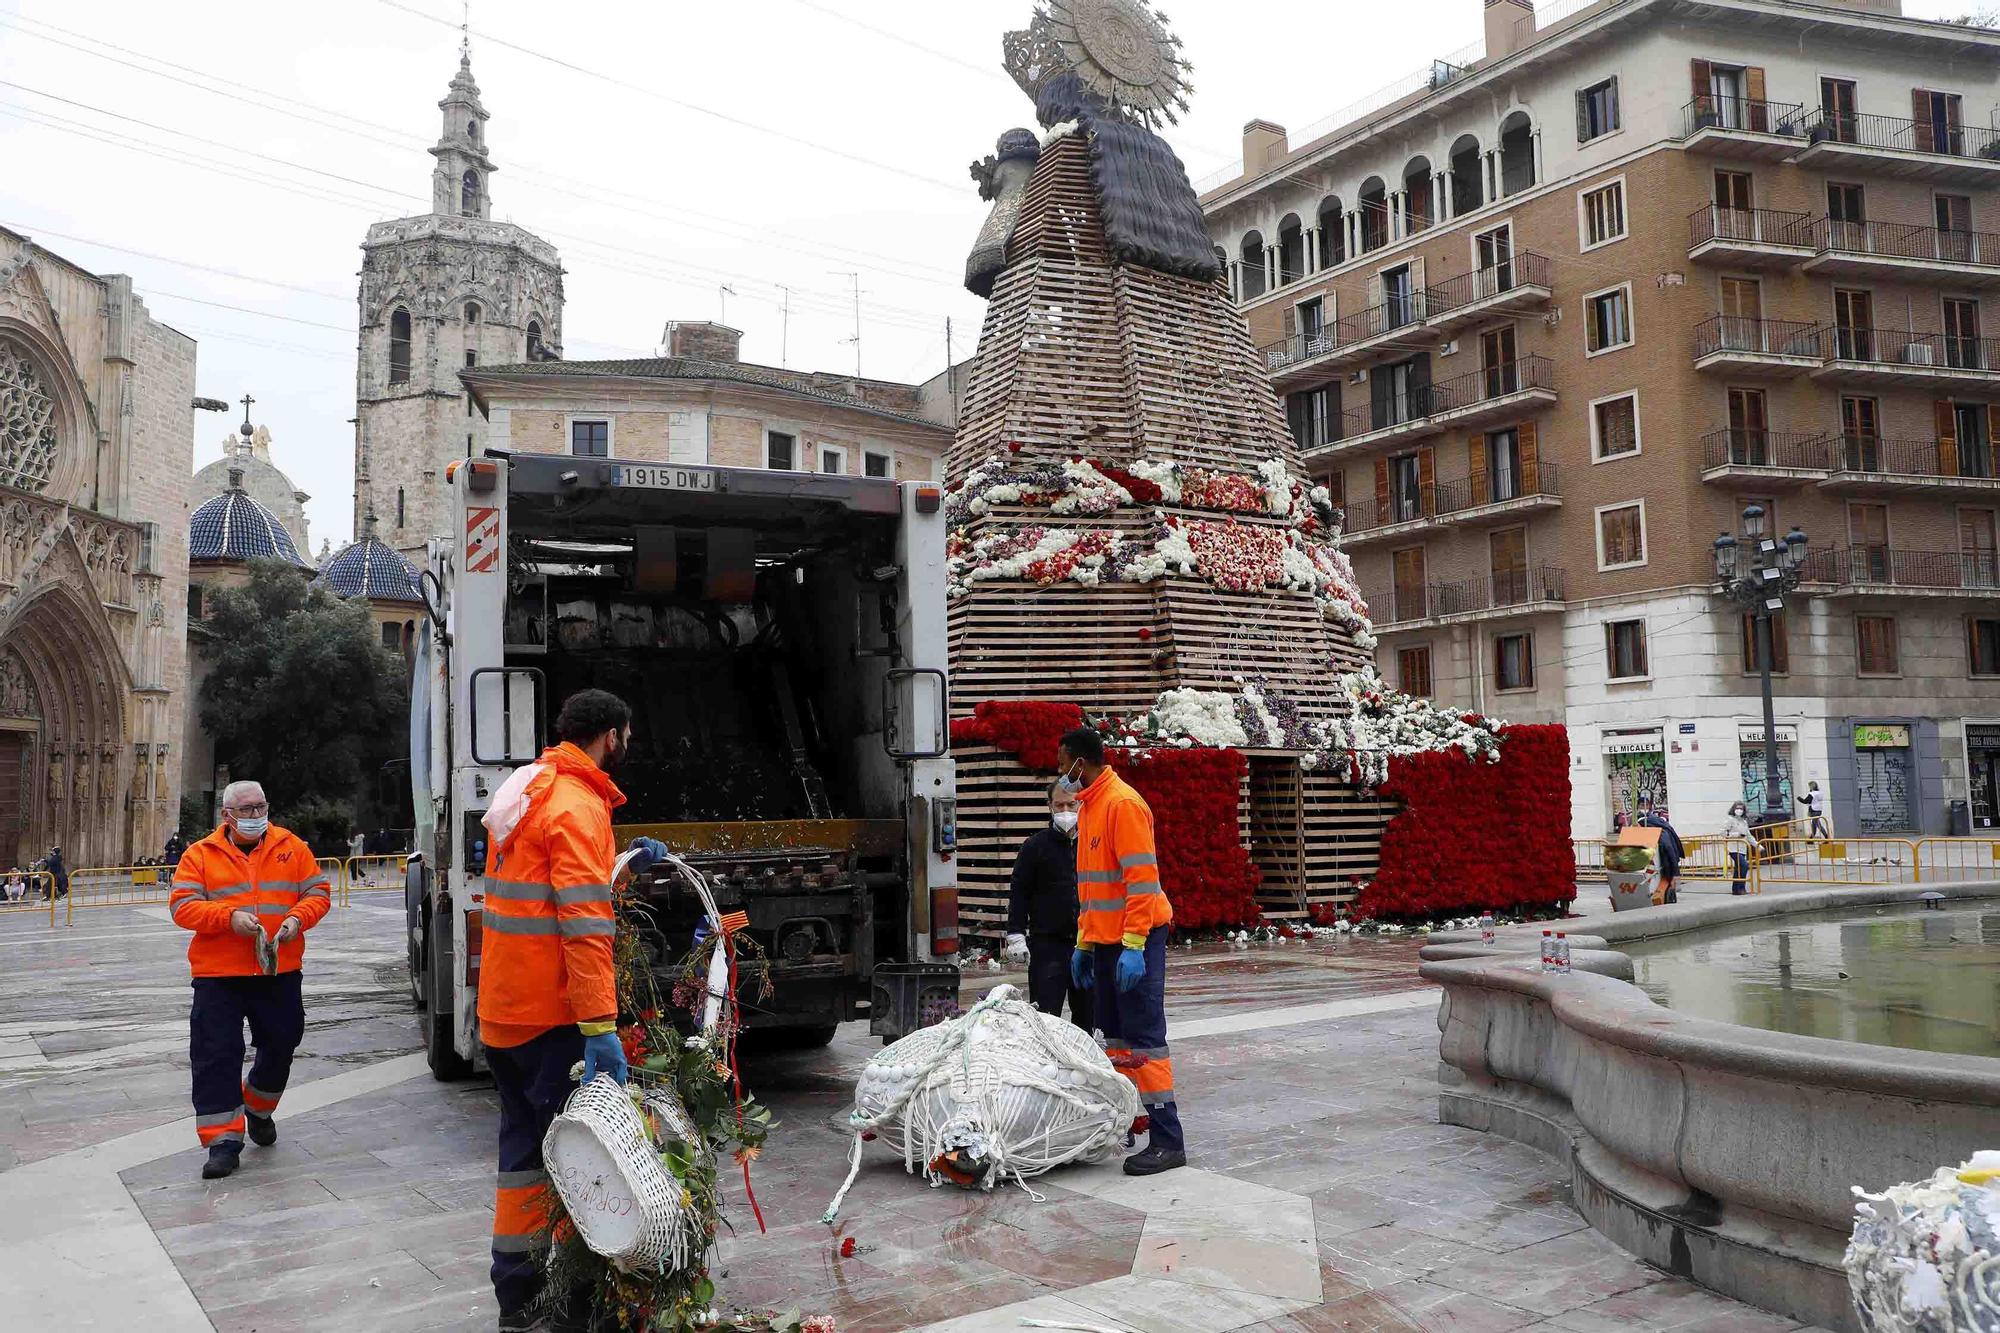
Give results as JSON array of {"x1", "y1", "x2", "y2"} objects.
[
  {"x1": 1339, "y1": 354, "x2": 1556, "y2": 440},
  {"x1": 1694, "y1": 315, "x2": 1823, "y2": 360},
  {"x1": 1342, "y1": 462, "x2": 1563, "y2": 535},
  {"x1": 1689, "y1": 206, "x2": 1815, "y2": 251},
  {"x1": 1683, "y1": 95, "x2": 1810, "y2": 139},
  {"x1": 1805, "y1": 545, "x2": 2000, "y2": 590},
  {"x1": 1699, "y1": 429, "x2": 1830, "y2": 472},
  {"x1": 1430, "y1": 565, "x2": 1568, "y2": 618},
  {"x1": 1423, "y1": 252, "x2": 1553, "y2": 315},
  {"x1": 1823, "y1": 325, "x2": 2000, "y2": 372},
  {"x1": 1335, "y1": 291, "x2": 1429, "y2": 346},
  {"x1": 1800, "y1": 108, "x2": 2000, "y2": 162},
  {"x1": 1817, "y1": 217, "x2": 2000, "y2": 267},
  {"x1": 1834, "y1": 433, "x2": 1999, "y2": 480}
]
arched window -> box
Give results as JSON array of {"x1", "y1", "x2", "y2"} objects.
[
  {"x1": 467, "y1": 120, "x2": 479, "y2": 142},
  {"x1": 1358, "y1": 177, "x2": 1389, "y2": 253},
  {"x1": 1276, "y1": 214, "x2": 1305, "y2": 285},
  {"x1": 1403, "y1": 157, "x2": 1434, "y2": 233},
  {"x1": 461, "y1": 169, "x2": 481, "y2": 216},
  {"x1": 1316, "y1": 196, "x2": 1344, "y2": 269},
  {"x1": 0, "y1": 335, "x2": 62, "y2": 494},
  {"x1": 464, "y1": 301, "x2": 481, "y2": 324},
  {"x1": 1449, "y1": 135, "x2": 1483, "y2": 215},
  {"x1": 1499, "y1": 112, "x2": 1535, "y2": 196},
  {"x1": 526, "y1": 319, "x2": 544, "y2": 360},
  {"x1": 1239, "y1": 231, "x2": 1267, "y2": 299},
  {"x1": 388, "y1": 308, "x2": 412, "y2": 386}
]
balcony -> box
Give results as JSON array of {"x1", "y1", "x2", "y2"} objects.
[
  {"x1": 1818, "y1": 434, "x2": 2000, "y2": 496},
  {"x1": 1794, "y1": 109, "x2": 2000, "y2": 183},
  {"x1": 1319, "y1": 355, "x2": 1557, "y2": 458},
  {"x1": 1687, "y1": 206, "x2": 1815, "y2": 269},
  {"x1": 1803, "y1": 546, "x2": 2000, "y2": 598},
  {"x1": 1423, "y1": 253, "x2": 1554, "y2": 338},
  {"x1": 1693, "y1": 316, "x2": 1823, "y2": 377},
  {"x1": 1812, "y1": 327, "x2": 2000, "y2": 393},
  {"x1": 1261, "y1": 294, "x2": 1437, "y2": 391},
  {"x1": 1698, "y1": 429, "x2": 1831, "y2": 487},
  {"x1": 1682, "y1": 96, "x2": 1812, "y2": 161},
  {"x1": 1805, "y1": 218, "x2": 2000, "y2": 288},
  {"x1": 1339, "y1": 463, "x2": 1563, "y2": 547},
  {"x1": 1367, "y1": 565, "x2": 1567, "y2": 632}
]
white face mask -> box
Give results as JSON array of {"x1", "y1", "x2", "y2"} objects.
[
  {"x1": 1052, "y1": 810, "x2": 1079, "y2": 835},
  {"x1": 231, "y1": 815, "x2": 269, "y2": 840},
  {"x1": 1056, "y1": 759, "x2": 1083, "y2": 794}
]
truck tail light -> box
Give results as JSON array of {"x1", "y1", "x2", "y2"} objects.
[
  {"x1": 466, "y1": 909, "x2": 483, "y2": 988},
  {"x1": 929, "y1": 887, "x2": 958, "y2": 956}
]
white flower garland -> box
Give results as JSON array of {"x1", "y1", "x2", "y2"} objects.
[{"x1": 1302, "y1": 671, "x2": 1506, "y2": 786}]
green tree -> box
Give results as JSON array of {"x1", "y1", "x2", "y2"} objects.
[{"x1": 198, "y1": 561, "x2": 408, "y2": 851}]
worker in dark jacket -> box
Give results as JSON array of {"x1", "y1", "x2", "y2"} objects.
[
  {"x1": 1638, "y1": 795, "x2": 1683, "y2": 903},
  {"x1": 1003, "y1": 782, "x2": 1088, "y2": 1030}
]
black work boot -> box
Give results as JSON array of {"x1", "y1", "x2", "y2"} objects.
[
  {"x1": 1123, "y1": 1144, "x2": 1187, "y2": 1176},
  {"x1": 247, "y1": 1112, "x2": 277, "y2": 1147},
  {"x1": 201, "y1": 1144, "x2": 241, "y2": 1179}
]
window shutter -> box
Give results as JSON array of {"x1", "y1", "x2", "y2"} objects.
[
  {"x1": 1366, "y1": 271, "x2": 1386, "y2": 325},
  {"x1": 1937, "y1": 400, "x2": 1959, "y2": 475},
  {"x1": 1418, "y1": 446, "x2": 1437, "y2": 515},
  {"x1": 1285, "y1": 393, "x2": 1307, "y2": 444},
  {"x1": 1576, "y1": 88, "x2": 1590, "y2": 143},
  {"x1": 1914, "y1": 90, "x2": 1934, "y2": 152},
  {"x1": 1469, "y1": 432, "x2": 1489, "y2": 506},
  {"x1": 1409, "y1": 256, "x2": 1427, "y2": 318},
  {"x1": 1520, "y1": 420, "x2": 1539, "y2": 491},
  {"x1": 1373, "y1": 459, "x2": 1391, "y2": 519},
  {"x1": 1988, "y1": 405, "x2": 2000, "y2": 460},
  {"x1": 1745, "y1": 67, "x2": 1768, "y2": 131},
  {"x1": 1410, "y1": 352, "x2": 1432, "y2": 401},
  {"x1": 1608, "y1": 77, "x2": 1621, "y2": 133},
  {"x1": 1947, "y1": 95, "x2": 1963, "y2": 137},
  {"x1": 1691, "y1": 59, "x2": 1713, "y2": 119},
  {"x1": 1371, "y1": 367, "x2": 1392, "y2": 429},
  {"x1": 1325, "y1": 467, "x2": 1345, "y2": 511},
  {"x1": 1282, "y1": 304, "x2": 1298, "y2": 338}
]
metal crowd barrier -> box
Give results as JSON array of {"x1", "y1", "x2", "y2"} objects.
[
  {"x1": 1572, "y1": 836, "x2": 1760, "y2": 894},
  {"x1": 341, "y1": 854, "x2": 408, "y2": 906},
  {"x1": 1753, "y1": 837, "x2": 1918, "y2": 886},
  {"x1": 0, "y1": 870, "x2": 56, "y2": 923},
  {"x1": 63, "y1": 865, "x2": 178, "y2": 923},
  {"x1": 1913, "y1": 837, "x2": 2000, "y2": 882}
]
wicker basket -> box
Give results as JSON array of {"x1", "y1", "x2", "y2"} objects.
[{"x1": 542, "y1": 1073, "x2": 706, "y2": 1270}]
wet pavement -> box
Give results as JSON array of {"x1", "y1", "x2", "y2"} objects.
[{"x1": 0, "y1": 901, "x2": 1829, "y2": 1332}]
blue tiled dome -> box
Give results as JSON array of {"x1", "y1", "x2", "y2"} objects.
[
  {"x1": 189, "y1": 473, "x2": 312, "y2": 569},
  {"x1": 315, "y1": 527, "x2": 421, "y2": 604}
]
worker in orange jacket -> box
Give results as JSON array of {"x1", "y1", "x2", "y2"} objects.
[
  {"x1": 1058, "y1": 725, "x2": 1185, "y2": 1176},
  {"x1": 479, "y1": 688, "x2": 669, "y2": 1330},
  {"x1": 168, "y1": 780, "x2": 333, "y2": 1180}
]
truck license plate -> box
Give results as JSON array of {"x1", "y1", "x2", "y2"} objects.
[{"x1": 614, "y1": 464, "x2": 718, "y2": 492}]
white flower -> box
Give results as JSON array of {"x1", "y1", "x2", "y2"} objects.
[{"x1": 1255, "y1": 457, "x2": 1294, "y2": 516}]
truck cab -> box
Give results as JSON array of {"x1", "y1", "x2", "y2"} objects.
[{"x1": 408, "y1": 452, "x2": 958, "y2": 1078}]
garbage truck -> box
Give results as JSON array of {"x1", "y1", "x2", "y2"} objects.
[{"x1": 405, "y1": 451, "x2": 960, "y2": 1079}]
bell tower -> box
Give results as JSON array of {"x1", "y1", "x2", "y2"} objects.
[{"x1": 431, "y1": 50, "x2": 495, "y2": 220}]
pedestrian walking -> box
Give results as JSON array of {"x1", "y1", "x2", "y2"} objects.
[
  {"x1": 1637, "y1": 795, "x2": 1683, "y2": 904},
  {"x1": 1003, "y1": 781, "x2": 1089, "y2": 1031},
  {"x1": 1801, "y1": 781, "x2": 1831, "y2": 840},
  {"x1": 1722, "y1": 801, "x2": 1754, "y2": 896},
  {"x1": 43, "y1": 845, "x2": 66, "y2": 900},
  {"x1": 1057, "y1": 725, "x2": 1185, "y2": 1176},
  {"x1": 476, "y1": 688, "x2": 667, "y2": 1330},
  {"x1": 168, "y1": 781, "x2": 332, "y2": 1180}
]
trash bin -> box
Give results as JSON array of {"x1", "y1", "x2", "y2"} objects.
[
  {"x1": 1604, "y1": 827, "x2": 1662, "y2": 912},
  {"x1": 1606, "y1": 868, "x2": 1656, "y2": 912},
  {"x1": 1949, "y1": 799, "x2": 1972, "y2": 837}
]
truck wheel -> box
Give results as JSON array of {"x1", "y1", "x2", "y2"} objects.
[{"x1": 423, "y1": 902, "x2": 475, "y2": 1082}]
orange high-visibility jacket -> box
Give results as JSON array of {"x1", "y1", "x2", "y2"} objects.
[
  {"x1": 476, "y1": 742, "x2": 624, "y2": 1047},
  {"x1": 1075, "y1": 766, "x2": 1171, "y2": 947},
  {"x1": 170, "y1": 824, "x2": 333, "y2": 977}
]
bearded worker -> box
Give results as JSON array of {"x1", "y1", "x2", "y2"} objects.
[
  {"x1": 479, "y1": 687, "x2": 667, "y2": 1330},
  {"x1": 169, "y1": 780, "x2": 333, "y2": 1180},
  {"x1": 1057, "y1": 725, "x2": 1186, "y2": 1176}
]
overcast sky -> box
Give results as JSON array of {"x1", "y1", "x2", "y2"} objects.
[{"x1": 0, "y1": 0, "x2": 1972, "y2": 548}]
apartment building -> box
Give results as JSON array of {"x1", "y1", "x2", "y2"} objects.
[{"x1": 1201, "y1": 0, "x2": 2000, "y2": 840}]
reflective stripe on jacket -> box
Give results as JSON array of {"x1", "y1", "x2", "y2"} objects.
[
  {"x1": 475, "y1": 742, "x2": 624, "y2": 1041},
  {"x1": 170, "y1": 824, "x2": 332, "y2": 977},
  {"x1": 1074, "y1": 766, "x2": 1171, "y2": 946}
]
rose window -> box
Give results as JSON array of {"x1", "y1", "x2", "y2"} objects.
[{"x1": 0, "y1": 337, "x2": 59, "y2": 494}]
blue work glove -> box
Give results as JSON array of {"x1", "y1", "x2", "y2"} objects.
[
  {"x1": 626, "y1": 837, "x2": 669, "y2": 872},
  {"x1": 693, "y1": 920, "x2": 712, "y2": 951},
  {"x1": 1071, "y1": 947, "x2": 1094, "y2": 990},
  {"x1": 1116, "y1": 947, "x2": 1148, "y2": 994},
  {"x1": 580, "y1": 1030, "x2": 629, "y2": 1085}
]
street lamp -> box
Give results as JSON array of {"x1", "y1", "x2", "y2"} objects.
[{"x1": 1713, "y1": 505, "x2": 1809, "y2": 827}]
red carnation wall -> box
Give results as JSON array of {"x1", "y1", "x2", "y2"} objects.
[
  {"x1": 1111, "y1": 749, "x2": 1261, "y2": 930},
  {"x1": 1359, "y1": 723, "x2": 1574, "y2": 920}
]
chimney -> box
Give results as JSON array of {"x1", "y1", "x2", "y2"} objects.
[
  {"x1": 1485, "y1": 0, "x2": 1535, "y2": 60},
  {"x1": 664, "y1": 321, "x2": 743, "y2": 363},
  {"x1": 1241, "y1": 120, "x2": 1288, "y2": 174}
]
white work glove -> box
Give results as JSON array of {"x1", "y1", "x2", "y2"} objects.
[{"x1": 1002, "y1": 933, "x2": 1029, "y2": 965}]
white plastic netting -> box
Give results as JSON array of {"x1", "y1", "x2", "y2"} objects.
[
  {"x1": 1847, "y1": 1154, "x2": 2000, "y2": 1331},
  {"x1": 821, "y1": 983, "x2": 1138, "y2": 1221}
]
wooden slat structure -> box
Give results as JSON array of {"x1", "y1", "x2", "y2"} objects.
[{"x1": 947, "y1": 132, "x2": 1391, "y2": 939}]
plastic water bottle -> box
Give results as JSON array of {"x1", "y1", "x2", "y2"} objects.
[
  {"x1": 1554, "y1": 932, "x2": 1572, "y2": 974},
  {"x1": 1479, "y1": 914, "x2": 1495, "y2": 945},
  {"x1": 1540, "y1": 929, "x2": 1554, "y2": 971}
]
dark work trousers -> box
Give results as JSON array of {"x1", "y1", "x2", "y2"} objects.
[
  {"x1": 189, "y1": 971, "x2": 305, "y2": 1149},
  {"x1": 1091, "y1": 926, "x2": 1183, "y2": 1153},
  {"x1": 1026, "y1": 936, "x2": 1091, "y2": 1031},
  {"x1": 1729, "y1": 851, "x2": 1749, "y2": 896},
  {"x1": 488, "y1": 1025, "x2": 584, "y2": 1319}
]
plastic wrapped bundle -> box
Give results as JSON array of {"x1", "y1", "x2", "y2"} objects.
[
  {"x1": 1846, "y1": 1153, "x2": 2000, "y2": 1331},
  {"x1": 822, "y1": 984, "x2": 1137, "y2": 1219}
]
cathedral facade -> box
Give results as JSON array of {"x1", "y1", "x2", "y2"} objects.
[
  {"x1": 355, "y1": 53, "x2": 564, "y2": 553},
  {"x1": 0, "y1": 226, "x2": 194, "y2": 869}
]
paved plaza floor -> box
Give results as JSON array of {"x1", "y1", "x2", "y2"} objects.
[{"x1": 0, "y1": 895, "x2": 1831, "y2": 1332}]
